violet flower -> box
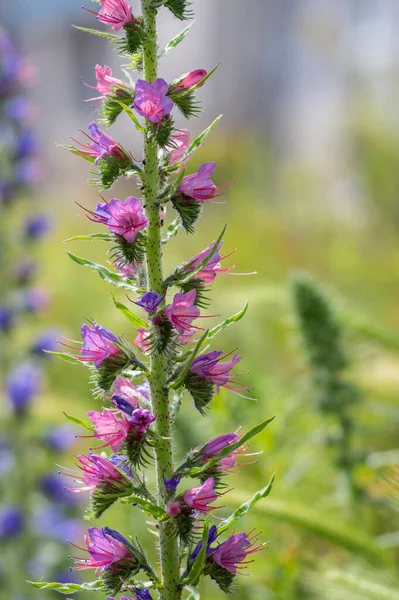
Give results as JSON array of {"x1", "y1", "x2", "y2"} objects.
[
  {"x1": 6, "y1": 361, "x2": 42, "y2": 414},
  {"x1": 182, "y1": 477, "x2": 218, "y2": 514},
  {"x1": 65, "y1": 453, "x2": 125, "y2": 494},
  {"x1": 0, "y1": 506, "x2": 24, "y2": 540},
  {"x1": 210, "y1": 532, "x2": 263, "y2": 574},
  {"x1": 86, "y1": 0, "x2": 135, "y2": 32},
  {"x1": 88, "y1": 409, "x2": 131, "y2": 452},
  {"x1": 166, "y1": 129, "x2": 190, "y2": 166},
  {"x1": 24, "y1": 213, "x2": 52, "y2": 240},
  {"x1": 164, "y1": 289, "x2": 200, "y2": 336},
  {"x1": 70, "y1": 526, "x2": 133, "y2": 571},
  {"x1": 190, "y1": 350, "x2": 243, "y2": 393},
  {"x1": 135, "y1": 291, "x2": 163, "y2": 314},
  {"x1": 80, "y1": 321, "x2": 122, "y2": 368},
  {"x1": 179, "y1": 162, "x2": 220, "y2": 202},
  {"x1": 84, "y1": 64, "x2": 124, "y2": 104},
  {"x1": 93, "y1": 196, "x2": 148, "y2": 243},
  {"x1": 134, "y1": 79, "x2": 174, "y2": 123}
]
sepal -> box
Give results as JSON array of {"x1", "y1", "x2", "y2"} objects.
[
  {"x1": 204, "y1": 561, "x2": 235, "y2": 594},
  {"x1": 87, "y1": 474, "x2": 135, "y2": 519},
  {"x1": 90, "y1": 339, "x2": 147, "y2": 394},
  {"x1": 148, "y1": 116, "x2": 175, "y2": 149},
  {"x1": 110, "y1": 232, "x2": 147, "y2": 266},
  {"x1": 91, "y1": 153, "x2": 141, "y2": 191},
  {"x1": 122, "y1": 18, "x2": 148, "y2": 55},
  {"x1": 171, "y1": 193, "x2": 201, "y2": 234},
  {"x1": 100, "y1": 87, "x2": 135, "y2": 127}
]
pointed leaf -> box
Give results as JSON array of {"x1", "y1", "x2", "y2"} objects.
[
  {"x1": 218, "y1": 474, "x2": 275, "y2": 535},
  {"x1": 179, "y1": 225, "x2": 226, "y2": 284},
  {"x1": 205, "y1": 301, "x2": 248, "y2": 343},
  {"x1": 184, "y1": 521, "x2": 209, "y2": 586},
  {"x1": 45, "y1": 351, "x2": 85, "y2": 367},
  {"x1": 112, "y1": 295, "x2": 148, "y2": 329},
  {"x1": 169, "y1": 329, "x2": 209, "y2": 390},
  {"x1": 27, "y1": 581, "x2": 104, "y2": 594},
  {"x1": 162, "y1": 217, "x2": 182, "y2": 244},
  {"x1": 160, "y1": 22, "x2": 194, "y2": 57},
  {"x1": 64, "y1": 412, "x2": 94, "y2": 431},
  {"x1": 120, "y1": 495, "x2": 168, "y2": 521},
  {"x1": 64, "y1": 233, "x2": 114, "y2": 243},
  {"x1": 117, "y1": 101, "x2": 145, "y2": 133},
  {"x1": 73, "y1": 25, "x2": 117, "y2": 40},
  {"x1": 67, "y1": 252, "x2": 136, "y2": 290},
  {"x1": 170, "y1": 115, "x2": 223, "y2": 172}
]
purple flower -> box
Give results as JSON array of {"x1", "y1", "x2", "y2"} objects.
[
  {"x1": 71, "y1": 527, "x2": 133, "y2": 572},
  {"x1": 134, "y1": 79, "x2": 174, "y2": 123},
  {"x1": 182, "y1": 240, "x2": 230, "y2": 284},
  {"x1": 88, "y1": 409, "x2": 130, "y2": 452},
  {"x1": 63, "y1": 453, "x2": 126, "y2": 494},
  {"x1": 5, "y1": 96, "x2": 33, "y2": 122},
  {"x1": 182, "y1": 478, "x2": 218, "y2": 514},
  {"x1": 14, "y1": 260, "x2": 37, "y2": 285},
  {"x1": 34, "y1": 507, "x2": 82, "y2": 542},
  {"x1": 0, "y1": 305, "x2": 14, "y2": 332},
  {"x1": 164, "y1": 290, "x2": 200, "y2": 336},
  {"x1": 31, "y1": 328, "x2": 60, "y2": 357},
  {"x1": 22, "y1": 286, "x2": 50, "y2": 313},
  {"x1": 75, "y1": 122, "x2": 129, "y2": 165},
  {"x1": 84, "y1": 64, "x2": 125, "y2": 104},
  {"x1": 210, "y1": 532, "x2": 263, "y2": 574},
  {"x1": 80, "y1": 321, "x2": 122, "y2": 368},
  {"x1": 190, "y1": 524, "x2": 218, "y2": 562},
  {"x1": 109, "y1": 454, "x2": 134, "y2": 479},
  {"x1": 0, "y1": 506, "x2": 24, "y2": 540},
  {"x1": 202, "y1": 432, "x2": 240, "y2": 456},
  {"x1": 45, "y1": 424, "x2": 76, "y2": 453},
  {"x1": 16, "y1": 130, "x2": 37, "y2": 158},
  {"x1": 133, "y1": 591, "x2": 154, "y2": 600},
  {"x1": 135, "y1": 291, "x2": 163, "y2": 313},
  {"x1": 40, "y1": 473, "x2": 79, "y2": 506},
  {"x1": 92, "y1": 197, "x2": 148, "y2": 243},
  {"x1": 190, "y1": 350, "x2": 242, "y2": 393},
  {"x1": 24, "y1": 213, "x2": 52, "y2": 240},
  {"x1": 163, "y1": 475, "x2": 182, "y2": 495},
  {"x1": 179, "y1": 162, "x2": 220, "y2": 202},
  {"x1": 6, "y1": 361, "x2": 42, "y2": 413},
  {"x1": 128, "y1": 408, "x2": 156, "y2": 434}
]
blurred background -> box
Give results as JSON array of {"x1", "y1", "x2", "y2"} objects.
[{"x1": 1, "y1": 0, "x2": 399, "y2": 599}]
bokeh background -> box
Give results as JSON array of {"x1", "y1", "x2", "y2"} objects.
[{"x1": 2, "y1": 1, "x2": 399, "y2": 599}]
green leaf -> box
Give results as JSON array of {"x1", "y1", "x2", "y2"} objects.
[
  {"x1": 184, "y1": 522, "x2": 209, "y2": 587},
  {"x1": 162, "y1": 217, "x2": 182, "y2": 244},
  {"x1": 181, "y1": 114, "x2": 222, "y2": 164},
  {"x1": 185, "y1": 587, "x2": 200, "y2": 600},
  {"x1": 111, "y1": 295, "x2": 148, "y2": 329},
  {"x1": 64, "y1": 233, "x2": 114, "y2": 243},
  {"x1": 117, "y1": 101, "x2": 145, "y2": 133},
  {"x1": 72, "y1": 25, "x2": 117, "y2": 40},
  {"x1": 205, "y1": 301, "x2": 248, "y2": 343},
  {"x1": 227, "y1": 497, "x2": 383, "y2": 562},
  {"x1": 218, "y1": 474, "x2": 275, "y2": 535},
  {"x1": 67, "y1": 252, "x2": 136, "y2": 290},
  {"x1": 63, "y1": 412, "x2": 94, "y2": 431},
  {"x1": 120, "y1": 495, "x2": 168, "y2": 521},
  {"x1": 27, "y1": 581, "x2": 104, "y2": 594},
  {"x1": 45, "y1": 351, "x2": 85, "y2": 367},
  {"x1": 160, "y1": 22, "x2": 194, "y2": 57}
]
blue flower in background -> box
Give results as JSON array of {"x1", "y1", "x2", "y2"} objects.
[
  {"x1": 24, "y1": 213, "x2": 52, "y2": 240},
  {"x1": 6, "y1": 361, "x2": 42, "y2": 414},
  {"x1": 40, "y1": 474, "x2": 79, "y2": 506},
  {"x1": 45, "y1": 424, "x2": 76, "y2": 453},
  {"x1": 0, "y1": 305, "x2": 15, "y2": 332},
  {"x1": 0, "y1": 506, "x2": 24, "y2": 540},
  {"x1": 31, "y1": 328, "x2": 60, "y2": 357}
]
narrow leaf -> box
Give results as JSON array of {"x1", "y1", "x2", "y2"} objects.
[
  {"x1": 218, "y1": 474, "x2": 275, "y2": 535},
  {"x1": 160, "y1": 22, "x2": 194, "y2": 57},
  {"x1": 27, "y1": 581, "x2": 104, "y2": 594},
  {"x1": 117, "y1": 101, "x2": 145, "y2": 133},
  {"x1": 67, "y1": 252, "x2": 136, "y2": 290},
  {"x1": 72, "y1": 25, "x2": 117, "y2": 40},
  {"x1": 185, "y1": 522, "x2": 209, "y2": 586},
  {"x1": 112, "y1": 295, "x2": 148, "y2": 329},
  {"x1": 170, "y1": 115, "x2": 223, "y2": 172},
  {"x1": 63, "y1": 412, "x2": 94, "y2": 431},
  {"x1": 169, "y1": 329, "x2": 209, "y2": 389},
  {"x1": 205, "y1": 301, "x2": 248, "y2": 343},
  {"x1": 120, "y1": 495, "x2": 168, "y2": 521},
  {"x1": 64, "y1": 233, "x2": 114, "y2": 243},
  {"x1": 162, "y1": 217, "x2": 182, "y2": 244},
  {"x1": 45, "y1": 351, "x2": 84, "y2": 367}
]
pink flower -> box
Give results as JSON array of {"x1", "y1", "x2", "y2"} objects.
[
  {"x1": 71, "y1": 526, "x2": 132, "y2": 572},
  {"x1": 164, "y1": 290, "x2": 200, "y2": 336},
  {"x1": 183, "y1": 241, "x2": 226, "y2": 284},
  {"x1": 177, "y1": 69, "x2": 207, "y2": 90},
  {"x1": 112, "y1": 376, "x2": 144, "y2": 407},
  {"x1": 93, "y1": 197, "x2": 148, "y2": 243},
  {"x1": 65, "y1": 453, "x2": 124, "y2": 494},
  {"x1": 166, "y1": 502, "x2": 182, "y2": 518},
  {"x1": 166, "y1": 129, "x2": 190, "y2": 166},
  {"x1": 114, "y1": 258, "x2": 142, "y2": 279},
  {"x1": 84, "y1": 65, "x2": 124, "y2": 103},
  {"x1": 85, "y1": 0, "x2": 134, "y2": 32},
  {"x1": 134, "y1": 328, "x2": 151, "y2": 355},
  {"x1": 190, "y1": 350, "x2": 242, "y2": 393},
  {"x1": 211, "y1": 532, "x2": 263, "y2": 574},
  {"x1": 80, "y1": 322, "x2": 122, "y2": 368},
  {"x1": 183, "y1": 478, "x2": 218, "y2": 514},
  {"x1": 88, "y1": 409, "x2": 131, "y2": 452},
  {"x1": 134, "y1": 79, "x2": 174, "y2": 124},
  {"x1": 178, "y1": 163, "x2": 219, "y2": 202},
  {"x1": 73, "y1": 122, "x2": 128, "y2": 165},
  {"x1": 202, "y1": 432, "x2": 240, "y2": 456}
]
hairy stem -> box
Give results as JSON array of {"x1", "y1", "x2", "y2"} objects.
[{"x1": 141, "y1": 2, "x2": 181, "y2": 598}]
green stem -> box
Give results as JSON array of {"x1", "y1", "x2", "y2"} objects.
[{"x1": 141, "y1": 3, "x2": 181, "y2": 599}]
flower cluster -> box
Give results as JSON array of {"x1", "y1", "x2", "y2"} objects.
[
  {"x1": 0, "y1": 29, "x2": 83, "y2": 591},
  {"x1": 33, "y1": 2, "x2": 274, "y2": 599}
]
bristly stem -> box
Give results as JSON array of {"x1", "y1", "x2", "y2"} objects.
[{"x1": 141, "y1": 2, "x2": 181, "y2": 598}]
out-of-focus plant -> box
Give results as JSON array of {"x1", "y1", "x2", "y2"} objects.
[
  {"x1": 0, "y1": 28, "x2": 82, "y2": 597},
  {"x1": 292, "y1": 273, "x2": 363, "y2": 509},
  {"x1": 28, "y1": 1, "x2": 276, "y2": 599}
]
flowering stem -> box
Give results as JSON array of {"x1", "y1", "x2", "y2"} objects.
[{"x1": 142, "y1": 2, "x2": 181, "y2": 598}]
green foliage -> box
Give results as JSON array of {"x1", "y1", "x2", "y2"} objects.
[
  {"x1": 99, "y1": 88, "x2": 134, "y2": 127},
  {"x1": 164, "y1": 0, "x2": 193, "y2": 20},
  {"x1": 160, "y1": 22, "x2": 195, "y2": 57},
  {"x1": 111, "y1": 295, "x2": 148, "y2": 329},
  {"x1": 63, "y1": 412, "x2": 94, "y2": 431},
  {"x1": 172, "y1": 194, "x2": 202, "y2": 233},
  {"x1": 67, "y1": 251, "x2": 137, "y2": 290},
  {"x1": 28, "y1": 581, "x2": 105, "y2": 593}
]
